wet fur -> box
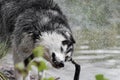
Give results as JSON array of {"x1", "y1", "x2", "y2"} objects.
[{"x1": 0, "y1": 0, "x2": 75, "y2": 79}]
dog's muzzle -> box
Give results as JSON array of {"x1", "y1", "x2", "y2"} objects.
[{"x1": 52, "y1": 53, "x2": 64, "y2": 68}]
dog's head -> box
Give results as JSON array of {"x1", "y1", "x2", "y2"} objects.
[{"x1": 35, "y1": 31, "x2": 75, "y2": 68}]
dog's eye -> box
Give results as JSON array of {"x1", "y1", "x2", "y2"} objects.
[{"x1": 62, "y1": 40, "x2": 70, "y2": 45}]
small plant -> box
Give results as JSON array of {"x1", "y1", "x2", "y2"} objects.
[
  {"x1": 95, "y1": 74, "x2": 109, "y2": 80},
  {"x1": 43, "y1": 77, "x2": 55, "y2": 80},
  {"x1": 15, "y1": 46, "x2": 55, "y2": 80}
]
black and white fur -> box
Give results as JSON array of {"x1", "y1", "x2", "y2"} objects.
[{"x1": 0, "y1": 0, "x2": 75, "y2": 79}]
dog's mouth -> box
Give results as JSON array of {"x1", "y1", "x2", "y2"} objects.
[
  {"x1": 51, "y1": 52, "x2": 64, "y2": 68},
  {"x1": 51, "y1": 61, "x2": 64, "y2": 68},
  {"x1": 43, "y1": 52, "x2": 64, "y2": 68}
]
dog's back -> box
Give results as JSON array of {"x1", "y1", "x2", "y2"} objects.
[{"x1": 0, "y1": 0, "x2": 66, "y2": 42}]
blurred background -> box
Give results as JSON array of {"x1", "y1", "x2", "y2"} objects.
[
  {"x1": 0, "y1": 0, "x2": 120, "y2": 80},
  {"x1": 53, "y1": 0, "x2": 120, "y2": 80}
]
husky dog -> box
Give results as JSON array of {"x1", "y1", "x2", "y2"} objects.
[{"x1": 0, "y1": 0, "x2": 75, "y2": 79}]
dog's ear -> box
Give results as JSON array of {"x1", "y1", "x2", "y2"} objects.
[
  {"x1": 65, "y1": 32, "x2": 75, "y2": 44},
  {"x1": 70, "y1": 34, "x2": 76, "y2": 44}
]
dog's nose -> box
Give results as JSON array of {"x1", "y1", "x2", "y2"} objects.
[
  {"x1": 52, "y1": 52, "x2": 64, "y2": 67},
  {"x1": 59, "y1": 61, "x2": 64, "y2": 67}
]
